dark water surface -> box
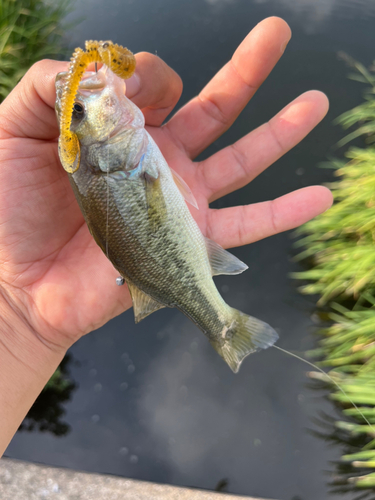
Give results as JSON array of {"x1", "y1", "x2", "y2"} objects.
[{"x1": 6, "y1": 1, "x2": 375, "y2": 499}]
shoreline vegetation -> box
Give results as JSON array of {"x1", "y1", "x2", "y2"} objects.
[
  {"x1": 0, "y1": 0, "x2": 71, "y2": 102},
  {"x1": 294, "y1": 57, "x2": 375, "y2": 494}
]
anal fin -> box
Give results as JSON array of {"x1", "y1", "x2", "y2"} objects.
[
  {"x1": 127, "y1": 281, "x2": 165, "y2": 323},
  {"x1": 205, "y1": 237, "x2": 248, "y2": 276}
]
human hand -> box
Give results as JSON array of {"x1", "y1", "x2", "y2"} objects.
[{"x1": 0, "y1": 17, "x2": 332, "y2": 356}]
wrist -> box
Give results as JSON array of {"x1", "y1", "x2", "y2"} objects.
[
  {"x1": 0, "y1": 285, "x2": 66, "y2": 457},
  {"x1": 0, "y1": 284, "x2": 67, "y2": 371}
]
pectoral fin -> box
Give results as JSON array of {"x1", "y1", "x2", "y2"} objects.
[
  {"x1": 127, "y1": 281, "x2": 165, "y2": 323},
  {"x1": 170, "y1": 168, "x2": 199, "y2": 210},
  {"x1": 205, "y1": 237, "x2": 248, "y2": 276}
]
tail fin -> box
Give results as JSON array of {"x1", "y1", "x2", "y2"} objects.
[{"x1": 210, "y1": 309, "x2": 278, "y2": 373}]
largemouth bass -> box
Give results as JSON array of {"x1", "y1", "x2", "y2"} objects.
[{"x1": 55, "y1": 64, "x2": 278, "y2": 373}]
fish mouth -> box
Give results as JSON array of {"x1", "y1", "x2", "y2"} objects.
[
  {"x1": 55, "y1": 69, "x2": 107, "y2": 105},
  {"x1": 78, "y1": 70, "x2": 107, "y2": 93},
  {"x1": 56, "y1": 68, "x2": 107, "y2": 91}
]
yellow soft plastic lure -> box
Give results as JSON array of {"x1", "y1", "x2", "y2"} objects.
[{"x1": 58, "y1": 40, "x2": 136, "y2": 173}]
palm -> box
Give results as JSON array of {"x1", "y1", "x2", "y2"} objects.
[{"x1": 0, "y1": 18, "x2": 332, "y2": 350}]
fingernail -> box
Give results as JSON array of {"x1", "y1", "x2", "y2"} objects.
[
  {"x1": 280, "y1": 36, "x2": 291, "y2": 54},
  {"x1": 125, "y1": 72, "x2": 141, "y2": 97}
]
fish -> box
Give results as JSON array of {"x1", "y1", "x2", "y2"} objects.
[{"x1": 55, "y1": 62, "x2": 278, "y2": 373}]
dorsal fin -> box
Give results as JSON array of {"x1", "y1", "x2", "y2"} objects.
[
  {"x1": 170, "y1": 168, "x2": 199, "y2": 210},
  {"x1": 127, "y1": 281, "x2": 165, "y2": 323},
  {"x1": 205, "y1": 237, "x2": 248, "y2": 276}
]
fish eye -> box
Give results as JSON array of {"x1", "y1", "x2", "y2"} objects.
[
  {"x1": 72, "y1": 101, "x2": 85, "y2": 121},
  {"x1": 73, "y1": 102, "x2": 84, "y2": 114}
]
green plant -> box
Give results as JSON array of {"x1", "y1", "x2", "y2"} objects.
[
  {"x1": 294, "y1": 58, "x2": 375, "y2": 491},
  {"x1": 0, "y1": 0, "x2": 71, "y2": 101}
]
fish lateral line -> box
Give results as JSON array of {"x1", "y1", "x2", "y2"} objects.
[
  {"x1": 58, "y1": 40, "x2": 136, "y2": 174},
  {"x1": 272, "y1": 345, "x2": 375, "y2": 434}
]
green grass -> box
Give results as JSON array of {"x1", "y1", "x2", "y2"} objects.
[
  {"x1": 295, "y1": 58, "x2": 375, "y2": 492},
  {"x1": 0, "y1": 0, "x2": 71, "y2": 101}
]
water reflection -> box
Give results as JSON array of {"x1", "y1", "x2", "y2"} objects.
[
  {"x1": 205, "y1": 0, "x2": 235, "y2": 5},
  {"x1": 215, "y1": 478, "x2": 229, "y2": 492},
  {"x1": 258, "y1": 0, "x2": 375, "y2": 18},
  {"x1": 310, "y1": 410, "x2": 375, "y2": 499},
  {"x1": 133, "y1": 308, "x2": 324, "y2": 496},
  {"x1": 19, "y1": 355, "x2": 76, "y2": 436},
  {"x1": 204, "y1": 0, "x2": 375, "y2": 34}
]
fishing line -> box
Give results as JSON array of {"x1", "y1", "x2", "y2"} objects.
[
  {"x1": 105, "y1": 69, "x2": 109, "y2": 259},
  {"x1": 106, "y1": 165, "x2": 109, "y2": 259},
  {"x1": 272, "y1": 344, "x2": 375, "y2": 433}
]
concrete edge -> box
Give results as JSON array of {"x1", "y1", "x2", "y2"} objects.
[{"x1": 0, "y1": 457, "x2": 275, "y2": 500}]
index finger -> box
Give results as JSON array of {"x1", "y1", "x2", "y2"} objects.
[{"x1": 164, "y1": 17, "x2": 291, "y2": 159}]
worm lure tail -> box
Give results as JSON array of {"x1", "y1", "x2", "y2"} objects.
[{"x1": 58, "y1": 40, "x2": 136, "y2": 173}]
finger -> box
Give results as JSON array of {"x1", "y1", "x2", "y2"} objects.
[
  {"x1": 198, "y1": 90, "x2": 329, "y2": 202},
  {"x1": 205, "y1": 186, "x2": 333, "y2": 249},
  {"x1": 126, "y1": 52, "x2": 182, "y2": 126},
  {"x1": 0, "y1": 59, "x2": 69, "y2": 140},
  {"x1": 165, "y1": 17, "x2": 291, "y2": 159}
]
